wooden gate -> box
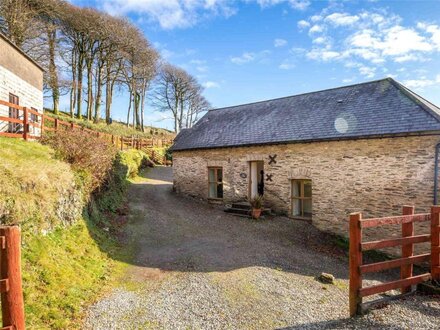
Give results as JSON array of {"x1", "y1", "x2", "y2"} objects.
[{"x1": 349, "y1": 205, "x2": 440, "y2": 316}]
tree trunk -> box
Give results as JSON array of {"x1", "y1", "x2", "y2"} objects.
[
  {"x1": 70, "y1": 48, "x2": 77, "y2": 118},
  {"x1": 134, "y1": 92, "x2": 141, "y2": 130},
  {"x1": 140, "y1": 88, "x2": 146, "y2": 132},
  {"x1": 47, "y1": 26, "x2": 59, "y2": 114},
  {"x1": 94, "y1": 61, "x2": 103, "y2": 123},
  {"x1": 105, "y1": 64, "x2": 112, "y2": 124},
  {"x1": 86, "y1": 57, "x2": 93, "y2": 121},
  {"x1": 77, "y1": 51, "x2": 84, "y2": 119},
  {"x1": 126, "y1": 92, "x2": 132, "y2": 127}
]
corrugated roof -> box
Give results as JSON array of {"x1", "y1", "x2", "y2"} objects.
[{"x1": 171, "y1": 78, "x2": 440, "y2": 151}]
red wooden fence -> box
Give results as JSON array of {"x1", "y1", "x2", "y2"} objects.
[
  {"x1": 0, "y1": 226, "x2": 25, "y2": 330},
  {"x1": 349, "y1": 205, "x2": 440, "y2": 316},
  {"x1": 0, "y1": 100, "x2": 173, "y2": 163}
]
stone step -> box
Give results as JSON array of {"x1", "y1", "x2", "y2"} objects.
[
  {"x1": 224, "y1": 206, "x2": 272, "y2": 217},
  {"x1": 225, "y1": 207, "x2": 250, "y2": 216},
  {"x1": 231, "y1": 202, "x2": 251, "y2": 210}
]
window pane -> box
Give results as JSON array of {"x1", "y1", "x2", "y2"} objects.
[
  {"x1": 209, "y1": 183, "x2": 217, "y2": 198},
  {"x1": 292, "y1": 198, "x2": 301, "y2": 216},
  {"x1": 217, "y1": 183, "x2": 223, "y2": 198},
  {"x1": 208, "y1": 168, "x2": 216, "y2": 183},
  {"x1": 217, "y1": 169, "x2": 223, "y2": 182},
  {"x1": 303, "y1": 199, "x2": 312, "y2": 218},
  {"x1": 292, "y1": 180, "x2": 300, "y2": 197},
  {"x1": 304, "y1": 180, "x2": 312, "y2": 198}
]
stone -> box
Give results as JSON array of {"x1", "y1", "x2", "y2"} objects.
[{"x1": 316, "y1": 272, "x2": 335, "y2": 285}]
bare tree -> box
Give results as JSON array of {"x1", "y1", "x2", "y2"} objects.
[{"x1": 155, "y1": 64, "x2": 209, "y2": 133}]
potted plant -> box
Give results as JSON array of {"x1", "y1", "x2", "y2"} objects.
[{"x1": 249, "y1": 195, "x2": 264, "y2": 219}]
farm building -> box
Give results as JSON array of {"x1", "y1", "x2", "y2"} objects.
[
  {"x1": 171, "y1": 78, "x2": 440, "y2": 242},
  {"x1": 0, "y1": 33, "x2": 44, "y2": 136}
]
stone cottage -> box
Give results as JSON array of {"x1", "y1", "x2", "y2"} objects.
[
  {"x1": 0, "y1": 33, "x2": 44, "y2": 136},
  {"x1": 171, "y1": 78, "x2": 440, "y2": 241}
]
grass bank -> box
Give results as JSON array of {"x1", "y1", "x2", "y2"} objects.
[
  {"x1": 44, "y1": 109, "x2": 175, "y2": 140},
  {"x1": 0, "y1": 137, "x2": 150, "y2": 328}
]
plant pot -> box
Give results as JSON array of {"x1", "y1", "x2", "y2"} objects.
[{"x1": 252, "y1": 208, "x2": 262, "y2": 219}]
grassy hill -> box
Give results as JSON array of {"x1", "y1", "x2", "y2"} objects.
[
  {"x1": 45, "y1": 109, "x2": 175, "y2": 140},
  {"x1": 0, "y1": 136, "x2": 150, "y2": 328}
]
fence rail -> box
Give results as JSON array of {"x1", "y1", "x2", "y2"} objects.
[
  {"x1": 349, "y1": 205, "x2": 440, "y2": 316},
  {"x1": 0, "y1": 100, "x2": 173, "y2": 164},
  {"x1": 0, "y1": 226, "x2": 25, "y2": 330}
]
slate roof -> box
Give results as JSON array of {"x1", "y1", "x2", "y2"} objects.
[{"x1": 171, "y1": 78, "x2": 440, "y2": 151}]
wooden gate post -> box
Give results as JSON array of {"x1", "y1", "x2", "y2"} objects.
[
  {"x1": 431, "y1": 206, "x2": 440, "y2": 280},
  {"x1": 22, "y1": 107, "x2": 28, "y2": 141},
  {"x1": 401, "y1": 205, "x2": 415, "y2": 293},
  {"x1": 0, "y1": 226, "x2": 25, "y2": 330},
  {"x1": 349, "y1": 212, "x2": 362, "y2": 317}
]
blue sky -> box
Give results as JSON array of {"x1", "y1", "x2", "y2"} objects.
[{"x1": 68, "y1": 0, "x2": 440, "y2": 130}]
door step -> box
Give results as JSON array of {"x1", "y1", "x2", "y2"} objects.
[{"x1": 224, "y1": 202, "x2": 271, "y2": 217}]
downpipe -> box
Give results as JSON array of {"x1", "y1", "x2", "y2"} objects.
[{"x1": 434, "y1": 143, "x2": 440, "y2": 205}]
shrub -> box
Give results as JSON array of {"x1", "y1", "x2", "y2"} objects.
[
  {"x1": 42, "y1": 130, "x2": 117, "y2": 193},
  {"x1": 119, "y1": 149, "x2": 151, "y2": 178}
]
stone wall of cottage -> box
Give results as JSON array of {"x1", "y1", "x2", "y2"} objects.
[{"x1": 173, "y1": 135, "x2": 440, "y2": 254}]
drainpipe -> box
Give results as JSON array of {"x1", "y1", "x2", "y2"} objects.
[{"x1": 434, "y1": 143, "x2": 440, "y2": 205}]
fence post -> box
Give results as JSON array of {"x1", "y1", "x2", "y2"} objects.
[
  {"x1": 401, "y1": 205, "x2": 415, "y2": 293},
  {"x1": 41, "y1": 113, "x2": 45, "y2": 137},
  {"x1": 22, "y1": 107, "x2": 28, "y2": 141},
  {"x1": 431, "y1": 206, "x2": 440, "y2": 281},
  {"x1": 54, "y1": 118, "x2": 59, "y2": 132},
  {"x1": 120, "y1": 136, "x2": 123, "y2": 151},
  {"x1": 0, "y1": 226, "x2": 25, "y2": 330},
  {"x1": 111, "y1": 135, "x2": 115, "y2": 145},
  {"x1": 349, "y1": 212, "x2": 362, "y2": 317},
  {"x1": 70, "y1": 122, "x2": 74, "y2": 130}
]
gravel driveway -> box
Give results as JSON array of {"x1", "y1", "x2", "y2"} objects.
[{"x1": 84, "y1": 167, "x2": 439, "y2": 329}]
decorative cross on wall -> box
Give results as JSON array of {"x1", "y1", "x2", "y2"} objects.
[
  {"x1": 266, "y1": 174, "x2": 273, "y2": 182},
  {"x1": 268, "y1": 154, "x2": 277, "y2": 165}
]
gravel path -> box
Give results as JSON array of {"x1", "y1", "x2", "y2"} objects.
[{"x1": 84, "y1": 167, "x2": 440, "y2": 329}]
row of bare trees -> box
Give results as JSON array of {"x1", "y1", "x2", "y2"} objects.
[{"x1": 0, "y1": 0, "x2": 210, "y2": 132}]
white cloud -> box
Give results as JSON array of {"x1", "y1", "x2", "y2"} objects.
[
  {"x1": 307, "y1": 49, "x2": 340, "y2": 61},
  {"x1": 274, "y1": 38, "x2": 288, "y2": 47},
  {"x1": 256, "y1": 0, "x2": 310, "y2": 11},
  {"x1": 279, "y1": 61, "x2": 295, "y2": 70},
  {"x1": 230, "y1": 50, "x2": 270, "y2": 64},
  {"x1": 342, "y1": 78, "x2": 355, "y2": 83},
  {"x1": 404, "y1": 74, "x2": 440, "y2": 90},
  {"x1": 203, "y1": 81, "x2": 220, "y2": 88},
  {"x1": 298, "y1": 8, "x2": 440, "y2": 82},
  {"x1": 358, "y1": 66, "x2": 376, "y2": 78},
  {"x1": 102, "y1": 0, "x2": 236, "y2": 29},
  {"x1": 297, "y1": 19, "x2": 310, "y2": 29},
  {"x1": 309, "y1": 25, "x2": 324, "y2": 35},
  {"x1": 325, "y1": 12, "x2": 359, "y2": 26},
  {"x1": 230, "y1": 52, "x2": 255, "y2": 64}
]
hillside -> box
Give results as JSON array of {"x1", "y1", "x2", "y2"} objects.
[
  {"x1": 0, "y1": 136, "x2": 150, "y2": 328},
  {"x1": 44, "y1": 109, "x2": 176, "y2": 140}
]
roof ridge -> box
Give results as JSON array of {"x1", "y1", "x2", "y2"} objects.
[
  {"x1": 209, "y1": 77, "x2": 392, "y2": 112},
  {"x1": 388, "y1": 78, "x2": 440, "y2": 123}
]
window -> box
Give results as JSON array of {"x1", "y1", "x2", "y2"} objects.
[
  {"x1": 291, "y1": 179, "x2": 312, "y2": 219},
  {"x1": 8, "y1": 93, "x2": 20, "y2": 133},
  {"x1": 208, "y1": 167, "x2": 223, "y2": 199},
  {"x1": 30, "y1": 108, "x2": 39, "y2": 123}
]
